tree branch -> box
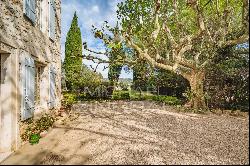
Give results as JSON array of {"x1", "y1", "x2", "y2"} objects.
[
  {"x1": 83, "y1": 42, "x2": 107, "y2": 55},
  {"x1": 223, "y1": 34, "x2": 249, "y2": 47},
  {"x1": 151, "y1": 0, "x2": 161, "y2": 40},
  {"x1": 80, "y1": 53, "x2": 136, "y2": 67},
  {"x1": 124, "y1": 33, "x2": 194, "y2": 77},
  {"x1": 188, "y1": 1, "x2": 213, "y2": 43},
  {"x1": 162, "y1": 23, "x2": 177, "y2": 47},
  {"x1": 242, "y1": 0, "x2": 249, "y2": 33}
]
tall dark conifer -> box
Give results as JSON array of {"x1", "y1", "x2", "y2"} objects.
[{"x1": 63, "y1": 12, "x2": 82, "y2": 90}]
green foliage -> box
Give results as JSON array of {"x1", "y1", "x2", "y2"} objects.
[
  {"x1": 117, "y1": 81, "x2": 130, "y2": 91},
  {"x1": 204, "y1": 47, "x2": 249, "y2": 111},
  {"x1": 62, "y1": 81, "x2": 114, "y2": 101},
  {"x1": 108, "y1": 49, "x2": 123, "y2": 86},
  {"x1": 36, "y1": 115, "x2": 55, "y2": 131},
  {"x1": 117, "y1": 0, "x2": 246, "y2": 57},
  {"x1": 129, "y1": 90, "x2": 152, "y2": 100},
  {"x1": 130, "y1": 90, "x2": 182, "y2": 105},
  {"x1": 76, "y1": 65, "x2": 103, "y2": 92},
  {"x1": 132, "y1": 59, "x2": 152, "y2": 91},
  {"x1": 152, "y1": 69, "x2": 190, "y2": 98},
  {"x1": 129, "y1": 91, "x2": 145, "y2": 100},
  {"x1": 62, "y1": 92, "x2": 78, "y2": 109},
  {"x1": 113, "y1": 90, "x2": 181, "y2": 105},
  {"x1": 112, "y1": 91, "x2": 130, "y2": 100},
  {"x1": 21, "y1": 114, "x2": 55, "y2": 144},
  {"x1": 29, "y1": 134, "x2": 41, "y2": 145},
  {"x1": 132, "y1": 62, "x2": 190, "y2": 99},
  {"x1": 93, "y1": 25, "x2": 124, "y2": 89},
  {"x1": 116, "y1": 0, "x2": 248, "y2": 110},
  {"x1": 81, "y1": 0, "x2": 248, "y2": 111},
  {"x1": 150, "y1": 95, "x2": 182, "y2": 106},
  {"x1": 63, "y1": 12, "x2": 83, "y2": 90}
]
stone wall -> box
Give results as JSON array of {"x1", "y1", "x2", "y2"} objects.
[
  {"x1": 0, "y1": 0, "x2": 61, "y2": 109},
  {"x1": 0, "y1": 0, "x2": 61, "y2": 153}
]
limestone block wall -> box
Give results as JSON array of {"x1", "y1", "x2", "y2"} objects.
[
  {"x1": 0, "y1": 0, "x2": 61, "y2": 109},
  {"x1": 0, "y1": 0, "x2": 61, "y2": 152}
]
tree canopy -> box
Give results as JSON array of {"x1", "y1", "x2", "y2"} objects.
[{"x1": 81, "y1": 0, "x2": 249, "y2": 109}]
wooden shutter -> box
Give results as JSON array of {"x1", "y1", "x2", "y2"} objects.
[
  {"x1": 24, "y1": 0, "x2": 36, "y2": 23},
  {"x1": 49, "y1": 0, "x2": 56, "y2": 40},
  {"x1": 49, "y1": 66, "x2": 56, "y2": 109},
  {"x1": 21, "y1": 57, "x2": 35, "y2": 120}
]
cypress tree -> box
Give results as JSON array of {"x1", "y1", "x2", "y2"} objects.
[{"x1": 63, "y1": 12, "x2": 82, "y2": 90}]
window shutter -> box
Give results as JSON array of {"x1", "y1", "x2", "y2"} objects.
[
  {"x1": 49, "y1": 66, "x2": 56, "y2": 109},
  {"x1": 24, "y1": 0, "x2": 36, "y2": 23},
  {"x1": 22, "y1": 57, "x2": 35, "y2": 120},
  {"x1": 49, "y1": 0, "x2": 56, "y2": 40},
  {"x1": 24, "y1": 0, "x2": 30, "y2": 19},
  {"x1": 29, "y1": 0, "x2": 36, "y2": 23}
]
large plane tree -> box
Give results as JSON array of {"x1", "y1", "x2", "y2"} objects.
[{"x1": 82, "y1": 0, "x2": 249, "y2": 109}]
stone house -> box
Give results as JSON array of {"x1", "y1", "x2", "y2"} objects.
[{"x1": 0, "y1": 0, "x2": 61, "y2": 160}]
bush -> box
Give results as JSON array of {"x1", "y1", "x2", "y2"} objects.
[
  {"x1": 112, "y1": 91, "x2": 130, "y2": 100},
  {"x1": 129, "y1": 91, "x2": 153, "y2": 100},
  {"x1": 62, "y1": 92, "x2": 78, "y2": 109},
  {"x1": 150, "y1": 95, "x2": 182, "y2": 105},
  {"x1": 112, "y1": 90, "x2": 181, "y2": 105},
  {"x1": 29, "y1": 134, "x2": 41, "y2": 145},
  {"x1": 21, "y1": 114, "x2": 55, "y2": 144},
  {"x1": 204, "y1": 52, "x2": 249, "y2": 111},
  {"x1": 118, "y1": 82, "x2": 130, "y2": 91},
  {"x1": 35, "y1": 115, "x2": 55, "y2": 131}
]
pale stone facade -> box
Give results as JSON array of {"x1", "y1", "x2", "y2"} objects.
[{"x1": 0, "y1": 0, "x2": 61, "y2": 159}]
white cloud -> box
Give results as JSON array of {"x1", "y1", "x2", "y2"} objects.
[{"x1": 92, "y1": 5, "x2": 99, "y2": 13}]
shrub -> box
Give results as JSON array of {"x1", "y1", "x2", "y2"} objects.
[
  {"x1": 21, "y1": 114, "x2": 55, "y2": 144},
  {"x1": 118, "y1": 82, "x2": 130, "y2": 91},
  {"x1": 204, "y1": 49, "x2": 249, "y2": 111},
  {"x1": 112, "y1": 90, "x2": 181, "y2": 105},
  {"x1": 29, "y1": 134, "x2": 41, "y2": 145},
  {"x1": 130, "y1": 91, "x2": 154, "y2": 100},
  {"x1": 151, "y1": 95, "x2": 181, "y2": 105},
  {"x1": 112, "y1": 91, "x2": 130, "y2": 100},
  {"x1": 35, "y1": 114, "x2": 55, "y2": 131},
  {"x1": 62, "y1": 92, "x2": 78, "y2": 109}
]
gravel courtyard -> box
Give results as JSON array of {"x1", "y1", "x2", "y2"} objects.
[{"x1": 1, "y1": 101, "x2": 249, "y2": 165}]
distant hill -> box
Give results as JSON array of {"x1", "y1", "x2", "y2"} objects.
[{"x1": 102, "y1": 78, "x2": 133, "y2": 84}]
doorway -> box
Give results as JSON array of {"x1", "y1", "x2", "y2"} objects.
[{"x1": 0, "y1": 53, "x2": 12, "y2": 156}]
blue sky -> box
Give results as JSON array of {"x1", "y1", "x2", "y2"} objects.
[{"x1": 61, "y1": 0, "x2": 132, "y2": 79}]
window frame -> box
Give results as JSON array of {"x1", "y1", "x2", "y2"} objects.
[
  {"x1": 49, "y1": 0, "x2": 56, "y2": 41},
  {"x1": 23, "y1": 0, "x2": 36, "y2": 25}
]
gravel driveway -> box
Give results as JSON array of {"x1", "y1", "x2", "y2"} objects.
[{"x1": 1, "y1": 101, "x2": 249, "y2": 165}]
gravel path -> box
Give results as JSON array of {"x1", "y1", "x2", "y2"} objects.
[{"x1": 1, "y1": 101, "x2": 249, "y2": 165}]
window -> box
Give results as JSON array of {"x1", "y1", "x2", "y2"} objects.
[
  {"x1": 49, "y1": 0, "x2": 56, "y2": 40},
  {"x1": 24, "y1": 0, "x2": 36, "y2": 24},
  {"x1": 21, "y1": 57, "x2": 35, "y2": 120},
  {"x1": 39, "y1": 0, "x2": 44, "y2": 31},
  {"x1": 0, "y1": 55, "x2": 7, "y2": 85},
  {"x1": 34, "y1": 65, "x2": 42, "y2": 105},
  {"x1": 49, "y1": 66, "x2": 56, "y2": 109},
  {"x1": 38, "y1": 0, "x2": 47, "y2": 33}
]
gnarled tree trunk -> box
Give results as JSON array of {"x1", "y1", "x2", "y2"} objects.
[{"x1": 186, "y1": 70, "x2": 206, "y2": 109}]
